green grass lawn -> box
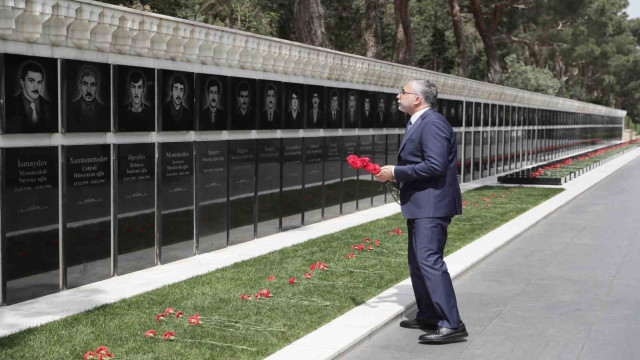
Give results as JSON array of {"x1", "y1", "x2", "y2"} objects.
[{"x1": 0, "y1": 186, "x2": 563, "y2": 360}]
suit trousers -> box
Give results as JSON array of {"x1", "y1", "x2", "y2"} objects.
[{"x1": 407, "y1": 216, "x2": 462, "y2": 329}]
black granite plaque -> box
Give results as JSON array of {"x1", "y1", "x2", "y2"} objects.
[
  {"x1": 160, "y1": 142, "x2": 194, "y2": 263},
  {"x1": 257, "y1": 81, "x2": 283, "y2": 130},
  {"x1": 448, "y1": 100, "x2": 463, "y2": 128},
  {"x1": 464, "y1": 131, "x2": 472, "y2": 182},
  {"x1": 159, "y1": 70, "x2": 194, "y2": 131},
  {"x1": 360, "y1": 92, "x2": 374, "y2": 128},
  {"x1": 372, "y1": 135, "x2": 386, "y2": 206},
  {"x1": 326, "y1": 88, "x2": 343, "y2": 129},
  {"x1": 357, "y1": 135, "x2": 373, "y2": 210},
  {"x1": 475, "y1": 102, "x2": 484, "y2": 128},
  {"x1": 344, "y1": 90, "x2": 359, "y2": 128},
  {"x1": 473, "y1": 132, "x2": 481, "y2": 179},
  {"x1": 490, "y1": 103, "x2": 497, "y2": 127},
  {"x1": 256, "y1": 139, "x2": 281, "y2": 238},
  {"x1": 3, "y1": 54, "x2": 58, "y2": 134},
  {"x1": 387, "y1": 93, "x2": 401, "y2": 128},
  {"x1": 303, "y1": 137, "x2": 324, "y2": 225},
  {"x1": 62, "y1": 60, "x2": 110, "y2": 132},
  {"x1": 342, "y1": 136, "x2": 358, "y2": 215},
  {"x1": 196, "y1": 74, "x2": 229, "y2": 131},
  {"x1": 456, "y1": 132, "x2": 463, "y2": 180},
  {"x1": 284, "y1": 83, "x2": 304, "y2": 129},
  {"x1": 116, "y1": 143, "x2": 155, "y2": 275},
  {"x1": 482, "y1": 102, "x2": 490, "y2": 128},
  {"x1": 196, "y1": 141, "x2": 228, "y2": 253},
  {"x1": 282, "y1": 138, "x2": 303, "y2": 231},
  {"x1": 2, "y1": 147, "x2": 58, "y2": 304},
  {"x1": 465, "y1": 102, "x2": 474, "y2": 127},
  {"x1": 306, "y1": 85, "x2": 325, "y2": 129},
  {"x1": 115, "y1": 65, "x2": 155, "y2": 132},
  {"x1": 323, "y1": 136, "x2": 342, "y2": 219},
  {"x1": 65, "y1": 145, "x2": 111, "y2": 288},
  {"x1": 385, "y1": 134, "x2": 399, "y2": 203},
  {"x1": 228, "y1": 140, "x2": 256, "y2": 244},
  {"x1": 374, "y1": 93, "x2": 387, "y2": 128},
  {"x1": 230, "y1": 78, "x2": 257, "y2": 130}
]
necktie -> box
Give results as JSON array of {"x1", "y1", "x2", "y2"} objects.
[{"x1": 30, "y1": 102, "x2": 38, "y2": 124}]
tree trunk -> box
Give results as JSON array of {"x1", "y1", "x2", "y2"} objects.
[
  {"x1": 448, "y1": 0, "x2": 467, "y2": 77},
  {"x1": 294, "y1": 0, "x2": 331, "y2": 48},
  {"x1": 364, "y1": 0, "x2": 382, "y2": 59},
  {"x1": 393, "y1": 0, "x2": 414, "y2": 65},
  {"x1": 469, "y1": 0, "x2": 504, "y2": 84}
]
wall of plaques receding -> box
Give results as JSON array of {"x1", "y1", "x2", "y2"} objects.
[{"x1": 0, "y1": 52, "x2": 623, "y2": 306}]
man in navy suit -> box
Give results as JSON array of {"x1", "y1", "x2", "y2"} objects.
[{"x1": 375, "y1": 80, "x2": 466, "y2": 343}]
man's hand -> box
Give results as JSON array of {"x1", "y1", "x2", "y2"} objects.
[{"x1": 375, "y1": 165, "x2": 395, "y2": 182}]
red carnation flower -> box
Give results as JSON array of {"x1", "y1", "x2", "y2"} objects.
[
  {"x1": 267, "y1": 276, "x2": 276, "y2": 281},
  {"x1": 358, "y1": 244, "x2": 365, "y2": 251},
  {"x1": 96, "y1": 347, "x2": 109, "y2": 354},
  {"x1": 240, "y1": 294, "x2": 251, "y2": 300},
  {"x1": 155, "y1": 314, "x2": 165, "y2": 322},
  {"x1": 358, "y1": 157, "x2": 371, "y2": 168},
  {"x1": 473, "y1": 202, "x2": 478, "y2": 206},
  {"x1": 289, "y1": 277, "x2": 296, "y2": 284},
  {"x1": 162, "y1": 331, "x2": 176, "y2": 341},
  {"x1": 188, "y1": 316, "x2": 200, "y2": 325},
  {"x1": 364, "y1": 162, "x2": 381, "y2": 175},
  {"x1": 144, "y1": 330, "x2": 156, "y2": 338},
  {"x1": 363, "y1": 238, "x2": 370, "y2": 242},
  {"x1": 98, "y1": 354, "x2": 114, "y2": 360},
  {"x1": 259, "y1": 289, "x2": 271, "y2": 298},
  {"x1": 367, "y1": 245, "x2": 373, "y2": 250},
  {"x1": 352, "y1": 244, "x2": 359, "y2": 249},
  {"x1": 304, "y1": 273, "x2": 313, "y2": 279},
  {"x1": 84, "y1": 352, "x2": 97, "y2": 360},
  {"x1": 309, "y1": 264, "x2": 316, "y2": 270},
  {"x1": 346, "y1": 155, "x2": 362, "y2": 169},
  {"x1": 374, "y1": 239, "x2": 380, "y2": 246},
  {"x1": 164, "y1": 308, "x2": 175, "y2": 316},
  {"x1": 174, "y1": 311, "x2": 184, "y2": 318}
]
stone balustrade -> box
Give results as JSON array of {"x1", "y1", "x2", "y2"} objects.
[{"x1": 0, "y1": 0, "x2": 627, "y2": 118}]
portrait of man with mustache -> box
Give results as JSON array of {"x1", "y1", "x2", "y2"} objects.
[
  {"x1": 199, "y1": 76, "x2": 226, "y2": 131},
  {"x1": 260, "y1": 83, "x2": 281, "y2": 130},
  {"x1": 5, "y1": 57, "x2": 57, "y2": 133},
  {"x1": 231, "y1": 79, "x2": 256, "y2": 130},
  {"x1": 66, "y1": 64, "x2": 109, "y2": 132},
  {"x1": 162, "y1": 72, "x2": 194, "y2": 131}
]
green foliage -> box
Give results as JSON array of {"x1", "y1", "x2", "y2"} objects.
[
  {"x1": 0, "y1": 186, "x2": 562, "y2": 359},
  {"x1": 503, "y1": 54, "x2": 565, "y2": 95}
]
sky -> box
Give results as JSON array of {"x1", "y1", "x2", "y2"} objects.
[{"x1": 626, "y1": 1, "x2": 640, "y2": 19}]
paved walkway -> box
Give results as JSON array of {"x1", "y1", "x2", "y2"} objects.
[{"x1": 342, "y1": 154, "x2": 640, "y2": 359}]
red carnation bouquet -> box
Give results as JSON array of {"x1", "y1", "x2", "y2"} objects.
[{"x1": 346, "y1": 155, "x2": 399, "y2": 204}]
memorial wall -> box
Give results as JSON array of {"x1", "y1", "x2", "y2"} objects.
[{"x1": 0, "y1": 0, "x2": 626, "y2": 305}]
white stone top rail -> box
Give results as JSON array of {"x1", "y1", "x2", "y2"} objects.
[{"x1": 0, "y1": 0, "x2": 626, "y2": 118}]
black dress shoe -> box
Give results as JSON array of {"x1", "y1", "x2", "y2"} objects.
[
  {"x1": 399, "y1": 319, "x2": 439, "y2": 330},
  {"x1": 418, "y1": 324, "x2": 468, "y2": 343}
]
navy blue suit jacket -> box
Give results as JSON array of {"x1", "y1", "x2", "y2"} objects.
[{"x1": 394, "y1": 108, "x2": 462, "y2": 219}]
